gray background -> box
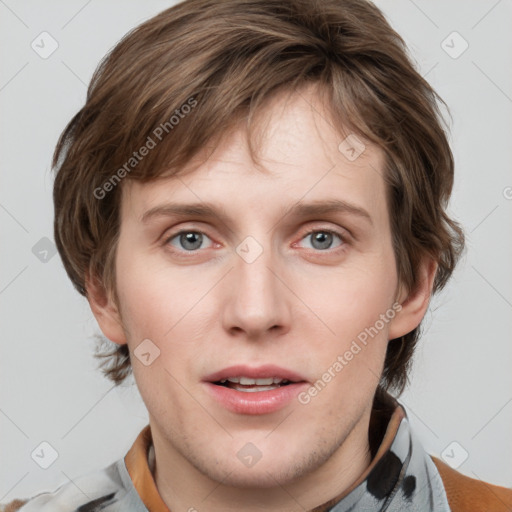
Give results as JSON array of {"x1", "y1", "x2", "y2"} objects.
[{"x1": 1, "y1": 0, "x2": 511, "y2": 501}]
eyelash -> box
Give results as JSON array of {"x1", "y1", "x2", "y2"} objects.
[{"x1": 163, "y1": 227, "x2": 348, "y2": 256}]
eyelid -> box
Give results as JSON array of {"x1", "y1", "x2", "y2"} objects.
[{"x1": 296, "y1": 221, "x2": 351, "y2": 241}]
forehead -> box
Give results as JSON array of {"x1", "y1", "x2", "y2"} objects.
[{"x1": 120, "y1": 86, "x2": 388, "y2": 225}]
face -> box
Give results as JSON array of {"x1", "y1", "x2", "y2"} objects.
[{"x1": 103, "y1": 86, "x2": 409, "y2": 492}]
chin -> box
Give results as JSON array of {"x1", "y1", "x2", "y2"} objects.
[
  {"x1": 222, "y1": 468, "x2": 288, "y2": 489},
  {"x1": 196, "y1": 444, "x2": 329, "y2": 490},
  {"x1": 219, "y1": 461, "x2": 308, "y2": 489}
]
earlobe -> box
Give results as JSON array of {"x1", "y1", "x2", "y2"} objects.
[
  {"x1": 388, "y1": 258, "x2": 438, "y2": 340},
  {"x1": 85, "y1": 272, "x2": 127, "y2": 346}
]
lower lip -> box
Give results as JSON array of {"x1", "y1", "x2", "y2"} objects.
[{"x1": 203, "y1": 382, "x2": 309, "y2": 415}]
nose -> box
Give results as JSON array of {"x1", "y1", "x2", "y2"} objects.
[{"x1": 221, "y1": 239, "x2": 291, "y2": 340}]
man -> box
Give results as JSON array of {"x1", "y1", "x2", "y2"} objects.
[{"x1": 3, "y1": 0, "x2": 511, "y2": 510}]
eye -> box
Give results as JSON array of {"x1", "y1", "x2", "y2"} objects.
[
  {"x1": 164, "y1": 228, "x2": 346, "y2": 255},
  {"x1": 166, "y1": 230, "x2": 214, "y2": 252},
  {"x1": 298, "y1": 229, "x2": 345, "y2": 251}
]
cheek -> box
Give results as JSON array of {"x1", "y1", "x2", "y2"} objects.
[
  {"x1": 309, "y1": 260, "x2": 397, "y2": 341},
  {"x1": 297, "y1": 255, "x2": 397, "y2": 396},
  {"x1": 114, "y1": 246, "x2": 195, "y2": 339},
  {"x1": 114, "y1": 251, "x2": 215, "y2": 393},
  {"x1": 298, "y1": 281, "x2": 393, "y2": 416},
  {"x1": 117, "y1": 273, "x2": 208, "y2": 427}
]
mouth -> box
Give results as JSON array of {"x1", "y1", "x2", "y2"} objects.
[
  {"x1": 204, "y1": 364, "x2": 307, "y2": 389},
  {"x1": 214, "y1": 376, "x2": 294, "y2": 392},
  {"x1": 203, "y1": 365, "x2": 309, "y2": 415}
]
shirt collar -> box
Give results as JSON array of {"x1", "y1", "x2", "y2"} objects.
[{"x1": 124, "y1": 424, "x2": 170, "y2": 512}]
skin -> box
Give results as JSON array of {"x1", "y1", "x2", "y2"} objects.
[{"x1": 87, "y1": 85, "x2": 436, "y2": 512}]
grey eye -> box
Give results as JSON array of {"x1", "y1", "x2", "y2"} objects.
[
  {"x1": 301, "y1": 231, "x2": 343, "y2": 251},
  {"x1": 169, "y1": 231, "x2": 210, "y2": 251},
  {"x1": 309, "y1": 231, "x2": 334, "y2": 250}
]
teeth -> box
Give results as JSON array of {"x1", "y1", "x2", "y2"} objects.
[
  {"x1": 224, "y1": 376, "x2": 288, "y2": 385},
  {"x1": 231, "y1": 384, "x2": 281, "y2": 392},
  {"x1": 240, "y1": 376, "x2": 274, "y2": 385},
  {"x1": 220, "y1": 377, "x2": 288, "y2": 386}
]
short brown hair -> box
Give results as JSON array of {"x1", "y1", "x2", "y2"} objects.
[{"x1": 53, "y1": 0, "x2": 465, "y2": 393}]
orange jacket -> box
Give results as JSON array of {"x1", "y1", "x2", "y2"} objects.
[{"x1": 431, "y1": 457, "x2": 512, "y2": 512}]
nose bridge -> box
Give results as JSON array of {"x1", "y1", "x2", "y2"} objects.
[
  {"x1": 224, "y1": 233, "x2": 289, "y2": 337},
  {"x1": 235, "y1": 234, "x2": 278, "y2": 314}
]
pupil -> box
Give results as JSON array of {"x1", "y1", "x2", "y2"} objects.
[
  {"x1": 312, "y1": 232, "x2": 332, "y2": 250},
  {"x1": 181, "y1": 232, "x2": 202, "y2": 250}
]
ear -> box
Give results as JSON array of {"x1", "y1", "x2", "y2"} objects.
[
  {"x1": 85, "y1": 271, "x2": 127, "y2": 345},
  {"x1": 388, "y1": 257, "x2": 438, "y2": 340}
]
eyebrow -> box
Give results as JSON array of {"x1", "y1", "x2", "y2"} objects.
[{"x1": 141, "y1": 199, "x2": 373, "y2": 226}]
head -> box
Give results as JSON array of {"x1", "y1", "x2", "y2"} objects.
[{"x1": 53, "y1": 0, "x2": 464, "y2": 490}]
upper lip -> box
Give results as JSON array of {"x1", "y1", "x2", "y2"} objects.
[{"x1": 203, "y1": 364, "x2": 308, "y2": 383}]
